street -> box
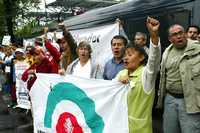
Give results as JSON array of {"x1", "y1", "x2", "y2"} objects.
[{"x1": 0, "y1": 92, "x2": 33, "y2": 133}]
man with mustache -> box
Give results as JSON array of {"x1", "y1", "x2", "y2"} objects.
[
  {"x1": 157, "y1": 24, "x2": 200, "y2": 133},
  {"x1": 103, "y1": 35, "x2": 127, "y2": 80}
]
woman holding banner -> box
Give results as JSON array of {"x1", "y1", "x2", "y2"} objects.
[{"x1": 115, "y1": 17, "x2": 161, "y2": 133}]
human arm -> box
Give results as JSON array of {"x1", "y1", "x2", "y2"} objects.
[
  {"x1": 21, "y1": 65, "x2": 37, "y2": 90},
  {"x1": 44, "y1": 40, "x2": 61, "y2": 62},
  {"x1": 0, "y1": 60, "x2": 4, "y2": 64},
  {"x1": 142, "y1": 17, "x2": 161, "y2": 93},
  {"x1": 43, "y1": 27, "x2": 61, "y2": 62}
]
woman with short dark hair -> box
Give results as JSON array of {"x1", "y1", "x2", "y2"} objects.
[
  {"x1": 66, "y1": 41, "x2": 102, "y2": 79},
  {"x1": 115, "y1": 17, "x2": 161, "y2": 133}
]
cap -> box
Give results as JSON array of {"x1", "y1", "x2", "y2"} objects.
[{"x1": 15, "y1": 48, "x2": 24, "y2": 54}]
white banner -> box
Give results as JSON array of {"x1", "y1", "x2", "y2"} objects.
[
  {"x1": 26, "y1": 23, "x2": 120, "y2": 67},
  {"x1": 15, "y1": 61, "x2": 31, "y2": 109},
  {"x1": 70, "y1": 23, "x2": 119, "y2": 66},
  {"x1": 30, "y1": 74, "x2": 129, "y2": 133}
]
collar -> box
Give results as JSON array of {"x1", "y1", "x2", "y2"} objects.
[
  {"x1": 183, "y1": 39, "x2": 200, "y2": 55},
  {"x1": 111, "y1": 58, "x2": 123, "y2": 64},
  {"x1": 128, "y1": 65, "x2": 144, "y2": 78}
]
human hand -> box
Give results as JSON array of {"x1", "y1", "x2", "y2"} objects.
[
  {"x1": 58, "y1": 22, "x2": 66, "y2": 30},
  {"x1": 44, "y1": 27, "x2": 48, "y2": 33},
  {"x1": 43, "y1": 27, "x2": 49, "y2": 41},
  {"x1": 58, "y1": 69, "x2": 65, "y2": 75},
  {"x1": 119, "y1": 75, "x2": 129, "y2": 84},
  {"x1": 146, "y1": 16, "x2": 160, "y2": 45},
  {"x1": 116, "y1": 18, "x2": 124, "y2": 29},
  {"x1": 28, "y1": 69, "x2": 35, "y2": 74},
  {"x1": 13, "y1": 59, "x2": 17, "y2": 64},
  {"x1": 0, "y1": 60, "x2": 4, "y2": 64},
  {"x1": 146, "y1": 16, "x2": 160, "y2": 34}
]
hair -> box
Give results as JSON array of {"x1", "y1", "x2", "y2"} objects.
[
  {"x1": 186, "y1": 25, "x2": 200, "y2": 34},
  {"x1": 134, "y1": 32, "x2": 147, "y2": 41},
  {"x1": 33, "y1": 46, "x2": 45, "y2": 55},
  {"x1": 62, "y1": 27, "x2": 77, "y2": 58},
  {"x1": 60, "y1": 49, "x2": 73, "y2": 71},
  {"x1": 25, "y1": 45, "x2": 35, "y2": 55},
  {"x1": 77, "y1": 41, "x2": 92, "y2": 58},
  {"x1": 168, "y1": 24, "x2": 185, "y2": 36},
  {"x1": 56, "y1": 39, "x2": 62, "y2": 44},
  {"x1": 111, "y1": 35, "x2": 128, "y2": 46},
  {"x1": 60, "y1": 27, "x2": 78, "y2": 70},
  {"x1": 125, "y1": 43, "x2": 148, "y2": 65}
]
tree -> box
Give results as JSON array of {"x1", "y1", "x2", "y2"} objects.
[
  {"x1": 0, "y1": 0, "x2": 40, "y2": 39},
  {"x1": 0, "y1": 0, "x2": 7, "y2": 39}
]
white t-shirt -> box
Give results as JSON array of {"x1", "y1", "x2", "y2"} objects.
[{"x1": 72, "y1": 59, "x2": 91, "y2": 79}]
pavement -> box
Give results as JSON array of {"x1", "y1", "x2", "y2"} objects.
[{"x1": 0, "y1": 92, "x2": 33, "y2": 133}]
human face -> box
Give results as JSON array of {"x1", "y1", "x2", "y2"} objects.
[
  {"x1": 111, "y1": 38, "x2": 125, "y2": 59},
  {"x1": 123, "y1": 48, "x2": 144, "y2": 73},
  {"x1": 187, "y1": 27, "x2": 199, "y2": 40},
  {"x1": 25, "y1": 50, "x2": 31, "y2": 58},
  {"x1": 5, "y1": 47, "x2": 13, "y2": 56},
  {"x1": 33, "y1": 49, "x2": 45, "y2": 65},
  {"x1": 134, "y1": 35, "x2": 146, "y2": 47},
  {"x1": 169, "y1": 25, "x2": 187, "y2": 49},
  {"x1": 15, "y1": 52, "x2": 24, "y2": 60},
  {"x1": 78, "y1": 47, "x2": 90, "y2": 62},
  {"x1": 60, "y1": 38, "x2": 69, "y2": 52}
]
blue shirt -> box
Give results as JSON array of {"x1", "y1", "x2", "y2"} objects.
[{"x1": 103, "y1": 58, "x2": 124, "y2": 80}]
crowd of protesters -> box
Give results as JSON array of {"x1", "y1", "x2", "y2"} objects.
[{"x1": 0, "y1": 16, "x2": 200, "y2": 133}]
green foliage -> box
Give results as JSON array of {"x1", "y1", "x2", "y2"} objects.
[
  {"x1": 15, "y1": 20, "x2": 58, "y2": 39},
  {"x1": 0, "y1": 0, "x2": 6, "y2": 38},
  {"x1": 15, "y1": 20, "x2": 41, "y2": 38},
  {"x1": 0, "y1": 0, "x2": 40, "y2": 38}
]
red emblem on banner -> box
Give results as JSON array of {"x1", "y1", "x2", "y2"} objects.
[{"x1": 56, "y1": 112, "x2": 83, "y2": 133}]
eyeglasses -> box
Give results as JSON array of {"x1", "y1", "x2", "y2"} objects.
[{"x1": 169, "y1": 31, "x2": 185, "y2": 37}]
